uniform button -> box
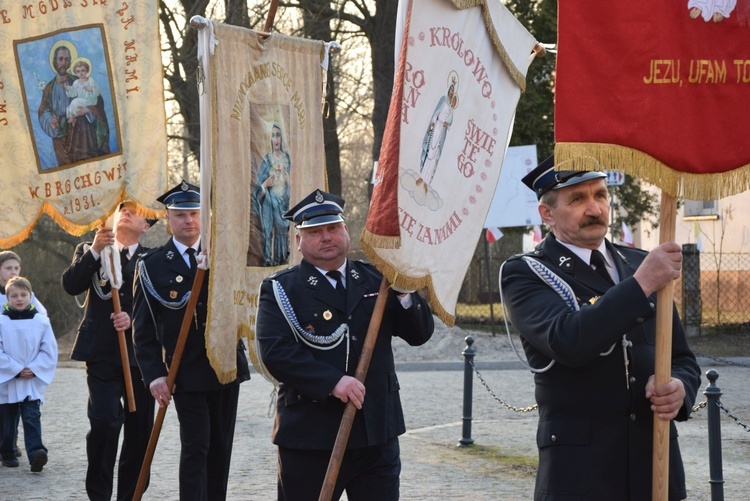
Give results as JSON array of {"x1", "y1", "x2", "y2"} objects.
[
  {"x1": 649, "y1": 302, "x2": 655, "y2": 308},
  {"x1": 629, "y1": 376, "x2": 636, "y2": 384},
  {"x1": 636, "y1": 318, "x2": 644, "y2": 323},
  {"x1": 297, "y1": 395, "x2": 302, "y2": 401},
  {"x1": 416, "y1": 304, "x2": 421, "y2": 310},
  {"x1": 550, "y1": 435, "x2": 557, "y2": 442},
  {"x1": 352, "y1": 336, "x2": 358, "y2": 341},
  {"x1": 630, "y1": 413, "x2": 636, "y2": 421}
]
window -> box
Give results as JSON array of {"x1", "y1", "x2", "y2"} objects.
[{"x1": 683, "y1": 200, "x2": 719, "y2": 220}]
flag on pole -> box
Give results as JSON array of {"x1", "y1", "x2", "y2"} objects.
[
  {"x1": 361, "y1": 0, "x2": 538, "y2": 325},
  {"x1": 621, "y1": 221, "x2": 635, "y2": 247},
  {"x1": 532, "y1": 224, "x2": 542, "y2": 245},
  {"x1": 485, "y1": 227, "x2": 503, "y2": 243},
  {"x1": 0, "y1": 1, "x2": 167, "y2": 246},
  {"x1": 196, "y1": 20, "x2": 328, "y2": 382},
  {"x1": 555, "y1": 1, "x2": 750, "y2": 201}
]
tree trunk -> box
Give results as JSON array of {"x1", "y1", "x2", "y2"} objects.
[{"x1": 301, "y1": 0, "x2": 342, "y2": 196}]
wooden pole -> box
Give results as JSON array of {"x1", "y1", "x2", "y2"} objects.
[
  {"x1": 263, "y1": 0, "x2": 279, "y2": 32},
  {"x1": 132, "y1": 267, "x2": 206, "y2": 501},
  {"x1": 318, "y1": 276, "x2": 390, "y2": 501},
  {"x1": 652, "y1": 191, "x2": 676, "y2": 501},
  {"x1": 107, "y1": 252, "x2": 137, "y2": 413}
]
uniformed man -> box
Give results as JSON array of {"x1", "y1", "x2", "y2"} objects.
[
  {"x1": 132, "y1": 180, "x2": 250, "y2": 501},
  {"x1": 61, "y1": 202, "x2": 156, "y2": 501},
  {"x1": 500, "y1": 156, "x2": 701, "y2": 500},
  {"x1": 256, "y1": 189, "x2": 435, "y2": 501}
]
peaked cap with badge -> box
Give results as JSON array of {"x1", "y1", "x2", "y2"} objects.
[
  {"x1": 118, "y1": 201, "x2": 158, "y2": 227},
  {"x1": 522, "y1": 155, "x2": 607, "y2": 201},
  {"x1": 156, "y1": 180, "x2": 201, "y2": 210},
  {"x1": 283, "y1": 189, "x2": 345, "y2": 228}
]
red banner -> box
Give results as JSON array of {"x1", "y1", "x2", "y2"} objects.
[{"x1": 555, "y1": 1, "x2": 750, "y2": 199}]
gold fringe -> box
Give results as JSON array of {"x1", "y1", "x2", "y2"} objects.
[
  {"x1": 556, "y1": 143, "x2": 750, "y2": 201},
  {"x1": 0, "y1": 192, "x2": 164, "y2": 249},
  {"x1": 449, "y1": 0, "x2": 530, "y2": 91},
  {"x1": 359, "y1": 227, "x2": 401, "y2": 250},
  {"x1": 360, "y1": 234, "x2": 456, "y2": 327}
]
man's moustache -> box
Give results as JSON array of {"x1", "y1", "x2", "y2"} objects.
[{"x1": 580, "y1": 218, "x2": 607, "y2": 228}]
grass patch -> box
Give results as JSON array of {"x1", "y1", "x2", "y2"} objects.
[{"x1": 456, "y1": 443, "x2": 537, "y2": 477}]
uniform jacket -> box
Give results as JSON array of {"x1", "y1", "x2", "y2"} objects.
[
  {"x1": 256, "y1": 259, "x2": 434, "y2": 450},
  {"x1": 62, "y1": 242, "x2": 146, "y2": 365},
  {"x1": 132, "y1": 238, "x2": 249, "y2": 392},
  {"x1": 501, "y1": 234, "x2": 700, "y2": 501}
]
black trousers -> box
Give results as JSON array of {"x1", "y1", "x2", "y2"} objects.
[
  {"x1": 278, "y1": 437, "x2": 401, "y2": 501},
  {"x1": 173, "y1": 384, "x2": 241, "y2": 501},
  {"x1": 85, "y1": 361, "x2": 154, "y2": 501}
]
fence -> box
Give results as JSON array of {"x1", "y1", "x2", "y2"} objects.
[{"x1": 455, "y1": 240, "x2": 750, "y2": 332}]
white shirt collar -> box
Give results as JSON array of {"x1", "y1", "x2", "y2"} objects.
[{"x1": 317, "y1": 259, "x2": 348, "y2": 288}]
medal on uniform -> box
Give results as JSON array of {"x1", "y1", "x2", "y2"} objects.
[
  {"x1": 323, "y1": 310, "x2": 332, "y2": 320},
  {"x1": 176, "y1": 275, "x2": 183, "y2": 283},
  {"x1": 99, "y1": 279, "x2": 107, "y2": 286},
  {"x1": 170, "y1": 290, "x2": 178, "y2": 299}
]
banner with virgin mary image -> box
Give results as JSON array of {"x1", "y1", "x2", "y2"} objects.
[
  {"x1": 361, "y1": 0, "x2": 538, "y2": 325},
  {"x1": 197, "y1": 21, "x2": 328, "y2": 382},
  {"x1": 0, "y1": 1, "x2": 167, "y2": 246}
]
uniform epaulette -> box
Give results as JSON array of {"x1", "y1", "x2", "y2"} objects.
[
  {"x1": 138, "y1": 247, "x2": 163, "y2": 261},
  {"x1": 265, "y1": 266, "x2": 295, "y2": 281}
]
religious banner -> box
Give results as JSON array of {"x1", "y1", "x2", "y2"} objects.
[
  {"x1": 0, "y1": 1, "x2": 167, "y2": 246},
  {"x1": 555, "y1": 1, "x2": 750, "y2": 200},
  {"x1": 197, "y1": 21, "x2": 328, "y2": 382},
  {"x1": 360, "y1": 0, "x2": 538, "y2": 325}
]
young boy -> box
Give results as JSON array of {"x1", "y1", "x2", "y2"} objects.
[
  {"x1": 0, "y1": 277, "x2": 57, "y2": 472},
  {"x1": 0, "y1": 251, "x2": 48, "y2": 460},
  {"x1": 0, "y1": 251, "x2": 47, "y2": 316}
]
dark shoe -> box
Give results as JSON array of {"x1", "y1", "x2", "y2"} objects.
[
  {"x1": 2, "y1": 457, "x2": 19, "y2": 467},
  {"x1": 30, "y1": 451, "x2": 47, "y2": 472},
  {"x1": 15, "y1": 449, "x2": 22, "y2": 457}
]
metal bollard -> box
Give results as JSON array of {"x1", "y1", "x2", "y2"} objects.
[
  {"x1": 704, "y1": 369, "x2": 724, "y2": 501},
  {"x1": 458, "y1": 336, "x2": 475, "y2": 447}
]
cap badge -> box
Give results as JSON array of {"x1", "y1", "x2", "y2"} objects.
[
  {"x1": 181, "y1": 180, "x2": 189, "y2": 192},
  {"x1": 315, "y1": 191, "x2": 324, "y2": 203}
]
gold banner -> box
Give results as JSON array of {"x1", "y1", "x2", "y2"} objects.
[
  {"x1": 202, "y1": 22, "x2": 327, "y2": 382},
  {"x1": 0, "y1": 1, "x2": 167, "y2": 245}
]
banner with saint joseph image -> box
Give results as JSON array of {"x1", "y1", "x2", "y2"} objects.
[
  {"x1": 199, "y1": 21, "x2": 327, "y2": 382},
  {"x1": 0, "y1": 1, "x2": 167, "y2": 246}
]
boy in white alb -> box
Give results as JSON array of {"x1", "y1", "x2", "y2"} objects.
[{"x1": 0, "y1": 277, "x2": 57, "y2": 472}]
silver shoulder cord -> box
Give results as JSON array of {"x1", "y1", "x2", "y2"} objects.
[
  {"x1": 499, "y1": 256, "x2": 621, "y2": 374},
  {"x1": 272, "y1": 279, "x2": 351, "y2": 372}
]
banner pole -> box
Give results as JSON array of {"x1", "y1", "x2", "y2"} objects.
[
  {"x1": 652, "y1": 191, "x2": 676, "y2": 501},
  {"x1": 106, "y1": 251, "x2": 137, "y2": 412},
  {"x1": 318, "y1": 277, "x2": 390, "y2": 501}
]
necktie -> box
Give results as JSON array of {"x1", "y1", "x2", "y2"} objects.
[
  {"x1": 186, "y1": 247, "x2": 198, "y2": 270},
  {"x1": 120, "y1": 246, "x2": 129, "y2": 264},
  {"x1": 326, "y1": 270, "x2": 346, "y2": 301},
  {"x1": 590, "y1": 249, "x2": 614, "y2": 286}
]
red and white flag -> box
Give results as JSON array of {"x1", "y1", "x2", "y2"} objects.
[
  {"x1": 485, "y1": 227, "x2": 503, "y2": 243},
  {"x1": 360, "y1": 0, "x2": 538, "y2": 325},
  {"x1": 532, "y1": 224, "x2": 543, "y2": 244},
  {"x1": 621, "y1": 221, "x2": 635, "y2": 247}
]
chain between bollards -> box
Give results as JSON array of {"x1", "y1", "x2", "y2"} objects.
[{"x1": 458, "y1": 336, "x2": 475, "y2": 447}]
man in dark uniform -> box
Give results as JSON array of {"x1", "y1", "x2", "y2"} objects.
[
  {"x1": 256, "y1": 189, "x2": 435, "y2": 501},
  {"x1": 62, "y1": 202, "x2": 156, "y2": 500},
  {"x1": 500, "y1": 156, "x2": 701, "y2": 500},
  {"x1": 132, "y1": 180, "x2": 250, "y2": 501}
]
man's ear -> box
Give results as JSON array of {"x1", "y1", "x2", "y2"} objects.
[{"x1": 538, "y1": 204, "x2": 554, "y2": 228}]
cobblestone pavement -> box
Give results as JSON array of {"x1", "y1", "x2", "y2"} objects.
[{"x1": 1, "y1": 360, "x2": 748, "y2": 500}]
